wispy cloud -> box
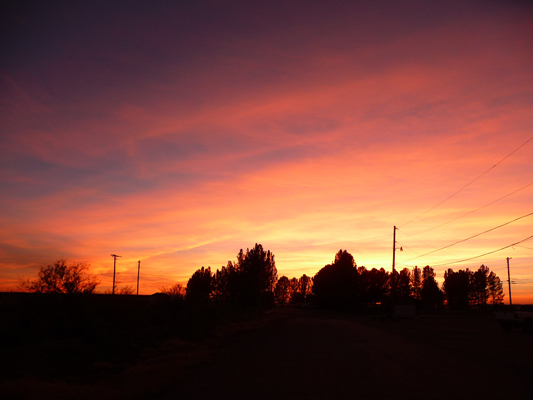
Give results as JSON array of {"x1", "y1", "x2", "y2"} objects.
[{"x1": 1, "y1": 0, "x2": 532, "y2": 300}]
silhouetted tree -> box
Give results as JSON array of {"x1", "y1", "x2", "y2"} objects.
[
  {"x1": 186, "y1": 267, "x2": 212, "y2": 305},
  {"x1": 209, "y1": 245, "x2": 277, "y2": 309},
  {"x1": 295, "y1": 274, "x2": 313, "y2": 304},
  {"x1": 370, "y1": 268, "x2": 390, "y2": 304},
  {"x1": 411, "y1": 266, "x2": 421, "y2": 301},
  {"x1": 420, "y1": 265, "x2": 443, "y2": 308},
  {"x1": 234, "y1": 244, "x2": 278, "y2": 309},
  {"x1": 160, "y1": 283, "x2": 186, "y2": 301},
  {"x1": 18, "y1": 258, "x2": 100, "y2": 294},
  {"x1": 443, "y1": 266, "x2": 503, "y2": 309},
  {"x1": 116, "y1": 285, "x2": 135, "y2": 295},
  {"x1": 357, "y1": 266, "x2": 369, "y2": 304},
  {"x1": 288, "y1": 277, "x2": 299, "y2": 304},
  {"x1": 443, "y1": 268, "x2": 471, "y2": 309},
  {"x1": 313, "y1": 250, "x2": 358, "y2": 308},
  {"x1": 212, "y1": 261, "x2": 236, "y2": 303},
  {"x1": 470, "y1": 265, "x2": 489, "y2": 307},
  {"x1": 397, "y1": 268, "x2": 412, "y2": 302},
  {"x1": 103, "y1": 281, "x2": 134, "y2": 295},
  {"x1": 275, "y1": 276, "x2": 291, "y2": 306},
  {"x1": 487, "y1": 271, "x2": 504, "y2": 305},
  {"x1": 357, "y1": 266, "x2": 389, "y2": 306}
]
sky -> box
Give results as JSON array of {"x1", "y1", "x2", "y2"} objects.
[{"x1": 1, "y1": 0, "x2": 532, "y2": 302}]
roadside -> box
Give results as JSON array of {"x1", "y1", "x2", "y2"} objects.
[
  {"x1": 160, "y1": 308, "x2": 532, "y2": 400},
  {"x1": 2, "y1": 307, "x2": 532, "y2": 399}
]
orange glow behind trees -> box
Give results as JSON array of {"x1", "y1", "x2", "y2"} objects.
[{"x1": 1, "y1": 1, "x2": 532, "y2": 303}]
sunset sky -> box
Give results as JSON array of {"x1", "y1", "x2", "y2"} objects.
[{"x1": 1, "y1": 0, "x2": 532, "y2": 302}]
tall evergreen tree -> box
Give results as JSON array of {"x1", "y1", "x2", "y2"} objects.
[
  {"x1": 236, "y1": 244, "x2": 278, "y2": 308},
  {"x1": 298, "y1": 274, "x2": 313, "y2": 302},
  {"x1": 186, "y1": 267, "x2": 212, "y2": 305},
  {"x1": 397, "y1": 268, "x2": 412, "y2": 301},
  {"x1": 470, "y1": 265, "x2": 489, "y2": 307},
  {"x1": 356, "y1": 266, "x2": 389, "y2": 306},
  {"x1": 288, "y1": 277, "x2": 300, "y2": 304},
  {"x1": 487, "y1": 270, "x2": 505, "y2": 305},
  {"x1": 420, "y1": 265, "x2": 443, "y2": 308},
  {"x1": 212, "y1": 261, "x2": 235, "y2": 303},
  {"x1": 275, "y1": 276, "x2": 291, "y2": 306},
  {"x1": 443, "y1": 268, "x2": 471, "y2": 309},
  {"x1": 411, "y1": 266, "x2": 422, "y2": 301}
]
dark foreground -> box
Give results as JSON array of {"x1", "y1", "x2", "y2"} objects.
[{"x1": 3, "y1": 307, "x2": 532, "y2": 399}]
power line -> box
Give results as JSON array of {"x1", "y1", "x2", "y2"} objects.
[
  {"x1": 400, "y1": 135, "x2": 533, "y2": 227},
  {"x1": 406, "y1": 181, "x2": 533, "y2": 236},
  {"x1": 396, "y1": 230, "x2": 434, "y2": 248},
  {"x1": 395, "y1": 243, "x2": 442, "y2": 267},
  {"x1": 397, "y1": 227, "x2": 456, "y2": 258},
  {"x1": 402, "y1": 211, "x2": 533, "y2": 262},
  {"x1": 409, "y1": 234, "x2": 533, "y2": 268}
]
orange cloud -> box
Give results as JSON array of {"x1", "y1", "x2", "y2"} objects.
[{"x1": 1, "y1": 1, "x2": 532, "y2": 302}]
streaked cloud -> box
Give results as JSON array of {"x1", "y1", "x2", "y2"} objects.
[{"x1": 1, "y1": 0, "x2": 532, "y2": 301}]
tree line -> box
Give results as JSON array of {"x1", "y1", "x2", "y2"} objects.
[
  {"x1": 165, "y1": 246, "x2": 504, "y2": 311},
  {"x1": 19, "y1": 245, "x2": 505, "y2": 310},
  {"x1": 311, "y1": 249, "x2": 504, "y2": 310}
]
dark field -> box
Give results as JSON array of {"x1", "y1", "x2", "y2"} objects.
[{"x1": 2, "y1": 304, "x2": 532, "y2": 399}]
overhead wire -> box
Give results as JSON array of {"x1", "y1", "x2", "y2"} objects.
[
  {"x1": 405, "y1": 234, "x2": 533, "y2": 268},
  {"x1": 397, "y1": 227, "x2": 457, "y2": 258},
  {"x1": 395, "y1": 136, "x2": 533, "y2": 273},
  {"x1": 400, "y1": 134, "x2": 533, "y2": 228},
  {"x1": 402, "y1": 211, "x2": 533, "y2": 263},
  {"x1": 405, "y1": 181, "x2": 533, "y2": 236},
  {"x1": 395, "y1": 242, "x2": 442, "y2": 268}
]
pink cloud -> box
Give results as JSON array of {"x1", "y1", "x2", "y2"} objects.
[{"x1": 1, "y1": 1, "x2": 532, "y2": 300}]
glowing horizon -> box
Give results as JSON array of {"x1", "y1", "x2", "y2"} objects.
[{"x1": 1, "y1": 1, "x2": 532, "y2": 303}]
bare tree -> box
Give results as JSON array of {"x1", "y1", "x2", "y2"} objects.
[
  {"x1": 19, "y1": 258, "x2": 100, "y2": 294},
  {"x1": 160, "y1": 283, "x2": 186, "y2": 300},
  {"x1": 116, "y1": 285, "x2": 135, "y2": 295},
  {"x1": 102, "y1": 280, "x2": 135, "y2": 295}
]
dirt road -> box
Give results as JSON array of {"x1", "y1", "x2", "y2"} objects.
[{"x1": 160, "y1": 308, "x2": 532, "y2": 400}]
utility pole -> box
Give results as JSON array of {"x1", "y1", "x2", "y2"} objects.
[
  {"x1": 391, "y1": 226, "x2": 403, "y2": 316},
  {"x1": 392, "y1": 226, "x2": 397, "y2": 275},
  {"x1": 110, "y1": 254, "x2": 121, "y2": 295},
  {"x1": 137, "y1": 260, "x2": 141, "y2": 296},
  {"x1": 507, "y1": 257, "x2": 513, "y2": 307},
  {"x1": 391, "y1": 226, "x2": 397, "y2": 314}
]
